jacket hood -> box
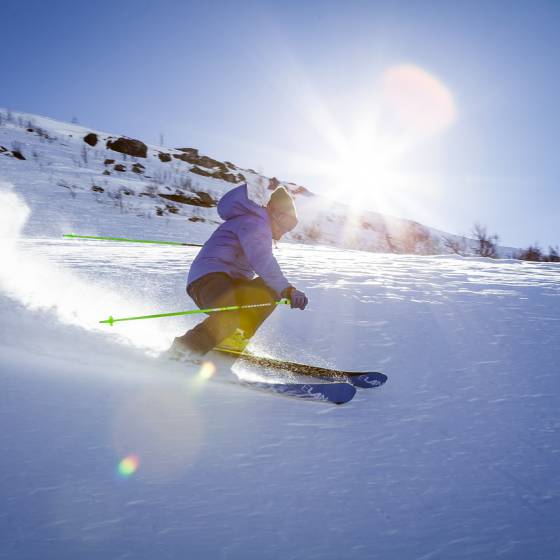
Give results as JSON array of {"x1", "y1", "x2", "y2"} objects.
[{"x1": 217, "y1": 184, "x2": 268, "y2": 222}]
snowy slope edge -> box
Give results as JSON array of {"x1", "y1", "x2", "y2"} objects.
[{"x1": 0, "y1": 108, "x2": 515, "y2": 256}]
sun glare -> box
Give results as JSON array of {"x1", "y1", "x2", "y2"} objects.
[
  {"x1": 326, "y1": 127, "x2": 409, "y2": 210},
  {"x1": 304, "y1": 64, "x2": 457, "y2": 220}
]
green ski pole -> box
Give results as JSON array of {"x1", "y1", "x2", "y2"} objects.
[
  {"x1": 64, "y1": 233, "x2": 203, "y2": 247},
  {"x1": 100, "y1": 299, "x2": 290, "y2": 326}
]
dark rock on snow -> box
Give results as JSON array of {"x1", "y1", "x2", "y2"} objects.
[
  {"x1": 83, "y1": 133, "x2": 98, "y2": 147},
  {"x1": 159, "y1": 192, "x2": 217, "y2": 208},
  {"x1": 106, "y1": 137, "x2": 147, "y2": 158}
]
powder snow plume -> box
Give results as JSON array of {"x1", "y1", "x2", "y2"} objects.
[{"x1": 0, "y1": 181, "x2": 174, "y2": 353}]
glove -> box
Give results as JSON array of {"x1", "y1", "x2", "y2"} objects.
[{"x1": 282, "y1": 286, "x2": 308, "y2": 310}]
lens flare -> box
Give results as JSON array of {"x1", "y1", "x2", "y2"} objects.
[
  {"x1": 112, "y1": 389, "x2": 203, "y2": 482},
  {"x1": 198, "y1": 360, "x2": 216, "y2": 381},
  {"x1": 381, "y1": 64, "x2": 456, "y2": 135},
  {"x1": 118, "y1": 454, "x2": 140, "y2": 478},
  {"x1": 189, "y1": 360, "x2": 217, "y2": 389}
]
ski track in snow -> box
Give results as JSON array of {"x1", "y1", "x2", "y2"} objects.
[{"x1": 1, "y1": 228, "x2": 560, "y2": 559}]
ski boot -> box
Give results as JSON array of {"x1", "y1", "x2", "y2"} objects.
[
  {"x1": 166, "y1": 337, "x2": 204, "y2": 364},
  {"x1": 215, "y1": 328, "x2": 250, "y2": 354}
]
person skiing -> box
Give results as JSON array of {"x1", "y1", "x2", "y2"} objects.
[{"x1": 169, "y1": 183, "x2": 308, "y2": 360}]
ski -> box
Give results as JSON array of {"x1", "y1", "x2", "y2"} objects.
[
  {"x1": 167, "y1": 351, "x2": 356, "y2": 404},
  {"x1": 236, "y1": 378, "x2": 356, "y2": 405},
  {"x1": 213, "y1": 347, "x2": 388, "y2": 389}
]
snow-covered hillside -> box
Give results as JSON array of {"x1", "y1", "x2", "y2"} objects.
[
  {"x1": 1, "y1": 180, "x2": 559, "y2": 559},
  {"x1": 0, "y1": 108, "x2": 510, "y2": 256}
]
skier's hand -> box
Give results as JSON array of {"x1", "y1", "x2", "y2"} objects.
[
  {"x1": 282, "y1": 286, "x2": 308, "y2": 310},
  {"x1": 290, "y1": 289, "x2": 308, "y2": 310}
]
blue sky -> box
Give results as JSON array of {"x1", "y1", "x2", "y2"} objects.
[{"x1": 2, "y1": 0, "x2": 559, "y2": 248}]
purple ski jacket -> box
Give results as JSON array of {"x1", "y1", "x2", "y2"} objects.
[{"x1": 187, "y1": 184, "x2": 291, "y2": 296}]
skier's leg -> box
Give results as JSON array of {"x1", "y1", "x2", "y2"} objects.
[
  {"x1": 237, "y1": 277, "x2": 277, "y2": 338},
  {"x1": 172, "y1": 273, "x2": 242, "y2": 356}
]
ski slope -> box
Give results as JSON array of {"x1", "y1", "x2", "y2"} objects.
[{"x1": 1, "y1": 185, "x2": 559, "y2": 559}]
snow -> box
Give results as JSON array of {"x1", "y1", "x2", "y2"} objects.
[
  {"x1": 1, "y1": 107, "x2": 514, "y2": 256},
  {"x1": 2, "y1": 114, "x2": 560, "y2": 559}
]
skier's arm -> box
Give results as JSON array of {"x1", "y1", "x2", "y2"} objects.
[{"x1": 237, "y1": 220, "x2": 291, "y2": 296}]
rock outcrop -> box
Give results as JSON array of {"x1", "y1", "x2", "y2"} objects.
[{"x1": 106, "y1": 137, "x2": 148, "y2": 158}]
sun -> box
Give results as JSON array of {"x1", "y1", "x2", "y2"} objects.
[
  {"x1": 325, "y1": 128, "x2": 408, "y2": 210},
  {"x1": 318, "y1": 64, "x2": 457, "y2": 216}
]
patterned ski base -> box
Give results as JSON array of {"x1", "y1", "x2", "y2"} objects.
[
  {"x1": 238, "y1": 378, "x2": 356, "y2": 404},
  {"x1": 214, "y1": 347, "x2": 388, "y2": 389},
  {"x1": 347, "y1": 372, "x2": 387, "y2": 389}
]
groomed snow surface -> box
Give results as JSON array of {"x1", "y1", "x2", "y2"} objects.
[{"x1": 1, "y1": 185, "x2": 560, "y2": 560}]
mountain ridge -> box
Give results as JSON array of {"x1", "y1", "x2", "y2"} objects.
[{"x1": 0, "y1": 108, "x2": 514, "y2": 256}]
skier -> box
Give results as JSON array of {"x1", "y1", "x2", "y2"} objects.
[{"x1": 169, "y1": 183, "x2": 308, "y2": 361}]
